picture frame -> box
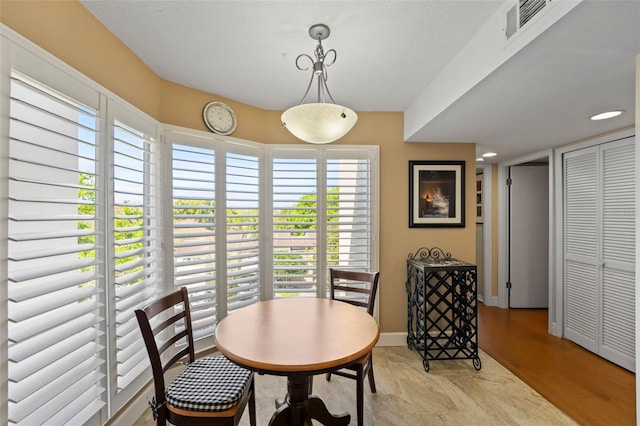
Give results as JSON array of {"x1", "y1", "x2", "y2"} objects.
[{"x1": 409, "y1": 160, "x2": 465, "y2": 228}]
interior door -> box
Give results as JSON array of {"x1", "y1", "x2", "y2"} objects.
[{"x1": 509, "y1": 164, "x2": 549, "y2": 308}]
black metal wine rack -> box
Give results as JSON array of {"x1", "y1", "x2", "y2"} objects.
[{"x1": 406, "y1": 247, "x2": 481, "y2": 372}]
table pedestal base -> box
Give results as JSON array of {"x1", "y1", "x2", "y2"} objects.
[{"x1": 269, "y1": 374, "x2": 350, "y2": 426}]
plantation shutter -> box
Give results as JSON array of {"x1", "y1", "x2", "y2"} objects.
[
  {"x1": 7, "y1": 70, "x2": 106, "y2": 424},
  {"x1": 326, "y1": 150, "x2": 375, "y2": 270},
  {"x1": 225, "y1": 149, "x2": 261, "y2": 312},
  {"x1": 109, "y1": 104, "x2": 162, "y2": 406},
  {"x1": 325, "y1": 149, "x2": 377, "y2": 303},
  {"x1": 271, "y1": 153, "x2": 319, "y2": 298},
  {"x1": 170, "y1": 137, "x2": 218, "y2": 340}
]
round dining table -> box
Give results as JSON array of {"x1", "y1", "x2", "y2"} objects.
[{"x1": 213, "y1": 297, "x2": 380, "y2": 426}]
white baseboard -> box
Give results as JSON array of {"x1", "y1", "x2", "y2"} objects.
[{"x1": 376, "y1": 332, "x2": 407, "y2": 347}]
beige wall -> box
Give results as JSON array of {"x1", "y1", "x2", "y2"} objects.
[{"x1": 1, "y1": 0, "x2": 476, "y2": 334}]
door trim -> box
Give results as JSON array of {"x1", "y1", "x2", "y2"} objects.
[
  {"x1": 498, "y1": 149, "x2": 556, "y2": 332},
  {"x1": 476, "y1": 164, "x2": 493, "y2": 305}
]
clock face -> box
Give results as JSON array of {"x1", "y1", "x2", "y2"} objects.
[{"x1": 203, "y1": 101, "x2": 236, "y2": 135}]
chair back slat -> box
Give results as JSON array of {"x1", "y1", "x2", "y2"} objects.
[
  {"x1": 335, "y1": 285, "x2": 372, "y2": 295},
  {"x1": 329, "y1": 268, "x2": 380, "y2": 316},
  {"x1": 338, "y1": 299, "x2": 369, "y2": 309},
  {"x1": 157, "y1": 329, "x2": 189, "y2": 355},
  {"x1": 163, "y1": 348, "x2": 192, "y2": 374},
  {"x1": 151, "y1": 310, "x2": 187, "y2": 336}
]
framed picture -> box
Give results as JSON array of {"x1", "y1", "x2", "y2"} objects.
[{"x1": 409, "y1": 160, "x2": 465, "y2": 228}]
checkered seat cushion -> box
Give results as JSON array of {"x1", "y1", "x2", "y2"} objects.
[{"x1": 166, "y1": 355, "x2": 252, "y2": 412}]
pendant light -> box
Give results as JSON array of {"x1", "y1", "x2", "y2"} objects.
[{"x1": 281, "y1": 24, "x2": 358, "y2": 144}]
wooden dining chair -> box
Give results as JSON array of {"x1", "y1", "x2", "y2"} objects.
[
  {"x1": 326, "y1": 268, "x2": 380, "y2": 426},
  {"x1": 135, "y1": 287, "x2": 256, "y2": 426}
]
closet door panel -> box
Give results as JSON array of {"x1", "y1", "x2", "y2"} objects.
[
  {"x1": 600, "y1": 138, "x2": 635, "y2": 371},
  {"x1": 563, "y1": 147, "x2": 599, "y2": 351}
]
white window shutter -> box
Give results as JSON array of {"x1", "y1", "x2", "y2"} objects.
[
  {"x1": 226, "y1": 150, "x2": 261, "y2": 312},
  {"x1": 171, "y1": 142, "x2": 218, "y2": 340},
  {"x1": 272, "y1": 154, "x2": 319, "y2": 298},
  {"x1": 325, "y1": 150, "x2": 375, "y2": 303},
  {"x1": 326, "y1": 152, "x2": 374, "y2": 270},
  {"x1": 7, "y1": 71, "x2": 106, "y2": 424},
  {"x1": 109, "y1": 112, "x2": 162, "y2": 395}
]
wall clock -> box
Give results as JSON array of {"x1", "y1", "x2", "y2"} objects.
[{"x1": 202, "y1": 101, "x2": 237, "y2": 135}]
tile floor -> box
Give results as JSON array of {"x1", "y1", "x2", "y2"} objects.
[{"x1": 134, "y1": 346, "x2": 576, "y2": 425}]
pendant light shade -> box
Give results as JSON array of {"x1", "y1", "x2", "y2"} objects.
[
  {"x1": 281, "y1": 103, "x2": 357, "y2": 144},
  {"x1": 281, "y1": 24, "x2": 358, "y2": 144}
]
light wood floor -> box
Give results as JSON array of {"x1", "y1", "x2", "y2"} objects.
[
  {"x1": 478, "y1": 303, "x2": 636, "y2": 426},
  {"x1": 134, "y1": 304, "x2": 635, "y2": 425}
]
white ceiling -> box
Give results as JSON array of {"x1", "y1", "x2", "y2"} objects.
[{"x1": 80, "y1": 0, "x2": 639, "y2": 163}]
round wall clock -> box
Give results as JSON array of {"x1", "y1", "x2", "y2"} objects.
[{"x1": 202, "y1": 101, "x2": 237, "y2": 135}]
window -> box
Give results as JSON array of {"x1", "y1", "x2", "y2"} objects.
[
  {"x1": 1, "y1": 32, "x2": 378, "y2": 425},
  {"x1": 164, "y1": 137, "x2": 379, "y2": 331},
  {"x1": 270, "y1": 148, "x2": 377, "y2": 299}
]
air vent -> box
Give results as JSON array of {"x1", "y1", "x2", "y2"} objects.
[
  {"x1": 505, "y1": 0, "x2": 548, "y2": 40},
  {"x1": 520, "y1": 0, "x2": 547, "y2": 27}
]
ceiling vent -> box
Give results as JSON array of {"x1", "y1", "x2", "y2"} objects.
[{"x1": 505, "y1": 0, "x2": 548, "y2": 40}]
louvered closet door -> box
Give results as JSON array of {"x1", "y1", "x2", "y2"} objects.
[
  {"x1": 600, "y1": 138, "x2": 635, "y2": 371},
  {"x1": 563, "y1": 136, "x2": 635, "y2": 372},
  {"x1": 563, "y1": 146, "x2": 600, "y2": 353}
]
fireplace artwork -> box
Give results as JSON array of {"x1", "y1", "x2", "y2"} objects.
[{"x1": 409, "y1": 161, "x2": 465, "y2": 228}]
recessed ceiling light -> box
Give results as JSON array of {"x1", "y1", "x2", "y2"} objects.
[
  {"x1": 482, "y1": 152, "x2": 497, "y2": 158},
  {"x1": 476, "y1": 157, "x2": 484, "y2": 162},
  {"x1": 590, "y1": 110, "x2": 624, "y2": 121}
]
